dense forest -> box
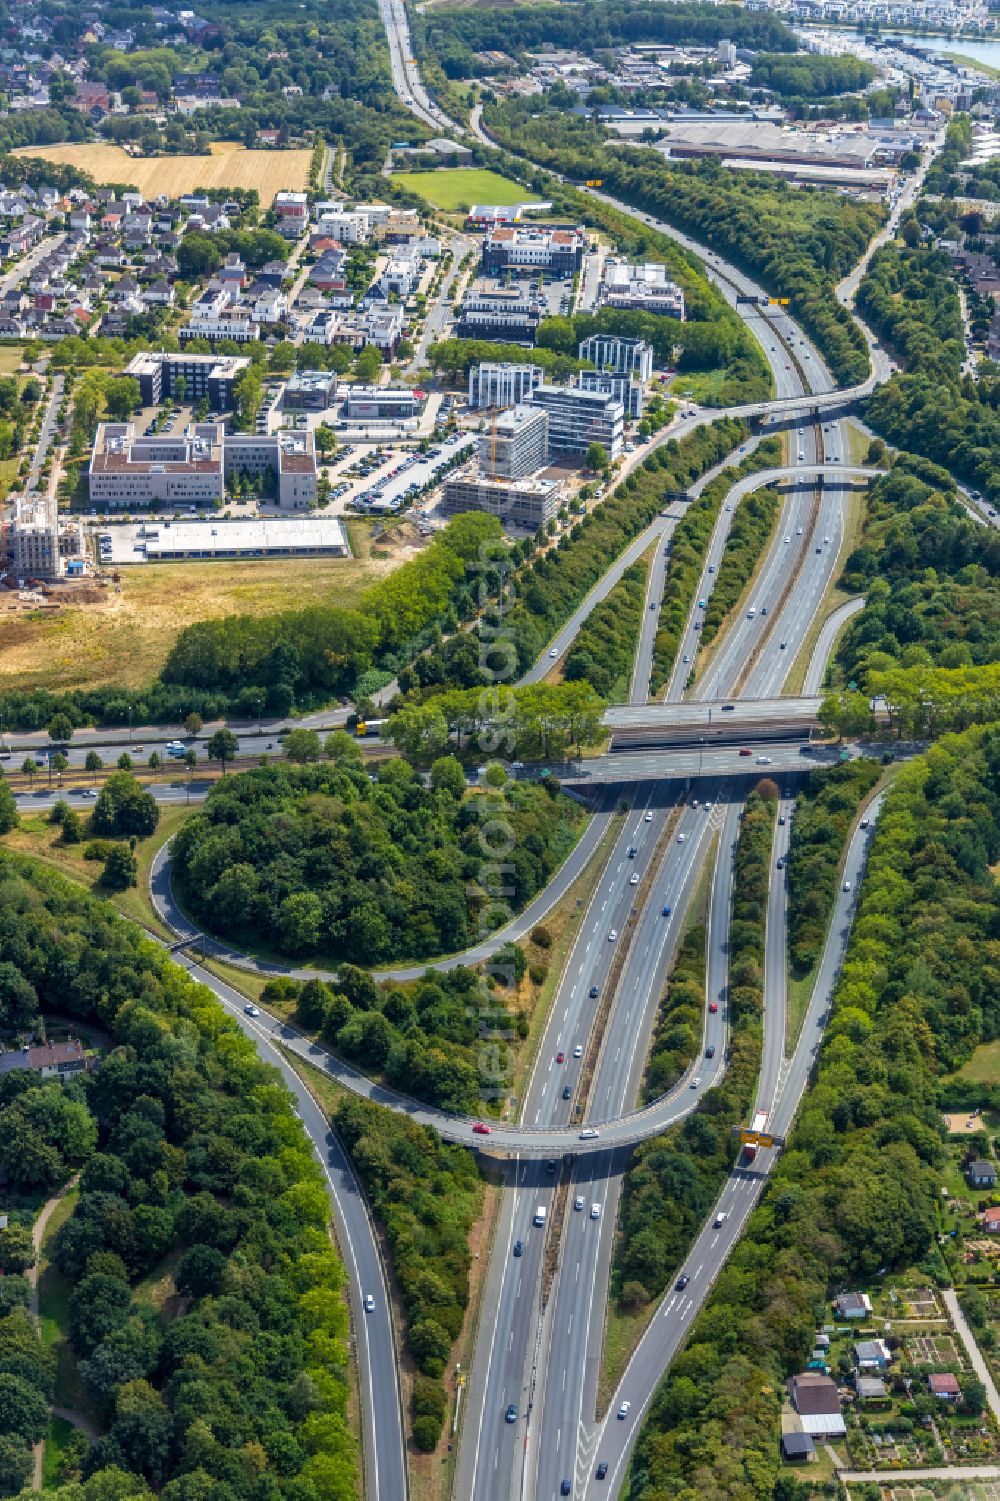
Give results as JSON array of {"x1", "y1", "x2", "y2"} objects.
[
  {"x1": 386, "y1": 680, "x2": 607, "y2": 762},
  {"x1": 612, "y1": 790, "x2": 770, "y2": 1313},
  {"x1": 825, "y1": 459, "x2": 1000, "y2": 736},
  {"x1": 171, "y1": 752, "x2": 586, "y2": 969},
  {"x1": 627, "y1": 727, "x2": 1000, "y2": 1498},
  {"x1": 0, "y1": 857, "x2": 356, "y2": 1500},
  {"x1": 749, "y1": 51, "x2": 875, "y2": 98},
  {"x1": 415, "y1": 1, "x2": 795, "y2": 80},
  {"x1": 282, "y1": 963, "x2": 520, "y2": 1114},
  {"x1": 483, "y1": 95, "x2": 881, "y2": 386},
  {"x1": 862, "y1": 123, "x2": 1000, "y2": 504}
]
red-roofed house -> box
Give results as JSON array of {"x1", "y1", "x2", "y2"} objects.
[{"x1": 928, "y1": 1373, "x2": 961, "y2": 1401}]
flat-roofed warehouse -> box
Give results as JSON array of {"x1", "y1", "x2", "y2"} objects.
[
  {"x1": 657, "y1": 120, "x2": 887, "y2": 169},
  {"x1": 110, "y1": 516, "x2": 349, "y2": 562}
]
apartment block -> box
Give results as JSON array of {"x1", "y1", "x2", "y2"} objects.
[
  {"x1": 468, "y1": 361, "x2": 543, "y2": 410},
  {"x1": 180, "y1": 306, "x2": 259, "y2": 343},
  {"x1": 274, "y1": 190, "x2": 309, "y2": 237},
  {"x1": 441, "y1": 474, "x2": 562, "y2": 531},
  {"x1": 578, "y1": 334, "x2": 654, "y2": 383},
  {"x1": 527, "y1": 384, "x2": 624, "y2": 459}
]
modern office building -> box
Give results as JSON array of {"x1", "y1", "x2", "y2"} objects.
[
  {"x1": 343, "y1": 385, "x2": 423, "y2": 421},
  {"x1": 481, "y1": 225, "x2": 586, "y2": 278},
  {"x1": 598, "y1": 260, "x2": 685, "y2": 319},
  {"x1": 468, "y1": 361, "x2": 543, "y2": 410},
  {"x1": 89, "y1": 423, "x2": 317, "y2": 509},
  {"x1": 284, "y1": 370, "x2": 338, "y2": 411},
  {"x1": 125, "y1": 352, "x2": 251, "y2": 409},
  {"x1": 527, "y1": 384, "x2": 624, "y2": 459},
  {"x1": 441, "y1": 473, "x2": 562, "y2": 531},
  {"x1": 457, "y1": 290, "x2": 542, "y2": 343},
  {"x1": 482, "y1": 404, "x2": 549, "y2": 481},
  {"x1": 578, "y1": 334, "x2": 654, "y2": 383},
  {"x1": 577, "y1": 369, "x2": 644, "y2": 420}
]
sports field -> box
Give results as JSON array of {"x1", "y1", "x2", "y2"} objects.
[
  {"x1": 392, "y1": 167, "x2": 536, "y2": 210},
  {"x1": 13, "y1": 141, "x2": 311, "y2": 206}
]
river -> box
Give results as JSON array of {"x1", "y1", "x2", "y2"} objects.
[{"x1": 884, "y1": 31, "x2": 1000, "y2": 68}]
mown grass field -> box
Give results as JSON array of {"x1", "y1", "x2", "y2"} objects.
[
  {"x1": 0, "y1": 551, "x2": 396, "y2": 694},
  {"x1": 391, "y1": 166, "x2": 534, "y2": 210},
  {"x1": 14, "y1": 142, "x2": 310, "y2": 205}
]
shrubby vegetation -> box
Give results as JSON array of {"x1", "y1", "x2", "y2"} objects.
[
  {"x1": 649, "y1": 436, "x2": 783, "y2": 694},
  {"x1": 698, "y1": 484, "x2": 780, "y2": 651},
  {"x1": 627, "y1": 729, "x2": 1000, "y2": 1498},
  {"x1": 172, "y1": 752, "x2": 586, "y2": 968},
  {"x1": 564, "y1": 561, "x2": 647, "y2": 702},
  {"x1": 484, "y1": 95, "x2": 880, "y2": 385},
  {"x1": 612, "y1": 791, "x2": 771, "y2": 1313},
  {"x1": 332, "y1": 1098, "x2": 480, "y2": 1451},
  {"x1": 0, "y1": 856, "x2": 357, "y2": 1500},
  {"x1": 163, "y1": 511, "x2": 502, "y2": 704},
  {"x1": 786, "y1": 758, "x2": 881, "y2": 975}
]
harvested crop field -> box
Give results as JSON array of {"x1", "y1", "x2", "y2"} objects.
[
  {"x1": 13, "y1": 141, "x2": 310, "y2": 205},
  {"x1": 0, "y1": 521, "x2": 427, "y2": 694}
]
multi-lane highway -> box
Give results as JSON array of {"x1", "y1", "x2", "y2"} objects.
[{"x1": 583, "y1": 796, "x2": 883, "y2": 1497}]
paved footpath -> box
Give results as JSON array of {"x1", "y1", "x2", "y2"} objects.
[
  {"x1": 944, "y1": 1287, "x2": 1000, "y2": 1423},
  {"x1": 842, "y1": 1464, "x2": 1000, "y2": 1482}
]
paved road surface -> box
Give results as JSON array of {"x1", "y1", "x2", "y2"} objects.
[{"x1": 803, "y1": 596, "x2": 867, "y2": 695}]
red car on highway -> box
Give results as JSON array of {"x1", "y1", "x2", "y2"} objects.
[{"x1": 472, "y1": 1123, "x2": 492, "y2": 1135}]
